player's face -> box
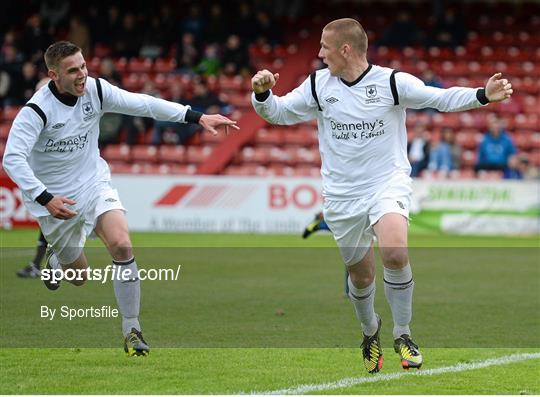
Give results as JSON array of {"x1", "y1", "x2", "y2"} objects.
[
  {"x1": 50, "y1": 51, "x2": 88, "y2": 97},
  {"x1": 318, "y1": 29, "x2": 345, "y2": 77}
]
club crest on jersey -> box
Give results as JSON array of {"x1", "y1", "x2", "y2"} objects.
[
  {"x1": 82, "y1": 102, "x2": 96, "y2": 121},
  {"x1": 365, "y1": 85, "x2": 381, "y2": 104},
  {"x1": 366, "y1": 85, "x2": 377, "y2": 98}
]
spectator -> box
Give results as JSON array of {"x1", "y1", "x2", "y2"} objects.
[
  {"x1": 254, "y1": 11, "x2": 281, "y2": 46},
  {"x1": 125, "y1": 81, "x2": 159, "y2": 145},
  {"x1": 39, "y1": 0, "x2": 69, "y2": 32},
  {"x1": 428, "y1": 128, "x2": 460, "y2": 175},
  {"x1": 139, "y1": 15, "x2": 167, "y2": 59},
  {"x1": 378, "y1": 11, "x2": 422, "y2": 48},
  {"x1": 181, "y1": 5, "x2": 204, "y2": 41},
  {"x1": 235, "y1": 2, "x2": 255, "y2": 44},
  {"x1": 98, "y1": 58, "x2": 124, "y2": 148},
  {"x1": 67, "y1": 16, "x2": 91, "y2": 57},
  {"x1": 430, "y1": 8, "x2": 467, "y2": 48},
  {"x1": 407, "y1": 123, "x2": 430, "y2": 177},
  {"x1": 175, "y1": 32, "x2": 200, "y2": 74},
  {"x1": 476, "y1": 116, "x2": 516, "y2": 173},
  {"x1": 0, "y1": 45, "x2": 24, "y2": 106},
  {"x1": 504, "y1": 154, "x2": 539, "y2": 180},
  {"x1": 112, "y1": 13, "x2": 141, "y2": 58},
  {"x1": 189, "y1": 79, "x2": 228, "y2": 115},
  {"x1": 21, "y1": 14, "x2": 52, "y2": 63},
  {"x1": 422, "y1": 69, "x2": 444, "y2": 89},
  {"x1": 204, "y1": 4, "x2": 229, "y2": 45},
  {"x1": 221, "y1": 34, "x2": 250, "y2": 76},
  {"x1": 150, "y1": 82, "x2": 200, "y2": 145},
  {"x1": 19, "y1": 62, "x2": 40, "y2": 104},
  {"x1": 99, "y1": 57, "x2": 122, "y2": 86},
  {"x1": 196, "y1": 44, "x2": 221, "y2": 77}
]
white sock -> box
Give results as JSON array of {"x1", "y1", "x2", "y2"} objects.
[
  {"x1": 348, "y1": 277, "x2": 378, "y2": 336},
  {"x1": 384, "y1": 264, "x2": 414, "y2": 339},
  {"x1": 112, "y1": 257, "x2": 141, "y2": 336}
]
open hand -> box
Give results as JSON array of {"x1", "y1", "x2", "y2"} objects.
[
  {"x1": 485, "y1": 73, "x2": 513, "y2": 103},
  {"x1": 199, "y1": 114, "x2": 240, "y2": 136},
  {"x1": 45, "y1": 196, "x2": 77, "y2": 220}
]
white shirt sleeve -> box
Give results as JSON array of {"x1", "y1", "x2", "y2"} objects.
[
  {"x1": 2, "y1": 107, "x2": 47, "y2": 200},
  {"x1": 98, "y1": 78, "x2": 192, "y2": 123},
  {"x1": 251, "y1": 76, "x2": 318, "y2": 125},
  {"x1": 396, "y1": 72, "x2": 483, "y2": 112}
]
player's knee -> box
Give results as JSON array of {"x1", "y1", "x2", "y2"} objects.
[
  {"x1": 108, "y1": 236, "x2": 133, "y2": 260},
  {"x1": 348, "y1": 267, "x2": 375, "y2": 288},
  {"x1": 382, "y1": 249, "x2": 409, "y2": 269}
]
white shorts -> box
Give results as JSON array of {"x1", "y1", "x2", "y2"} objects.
[
  {"x1": 323, "y1": 174, "x2": 412, "y2": 267},
  {"x1": 38, "y1": 182, "x2": 125, "y2": 264}
]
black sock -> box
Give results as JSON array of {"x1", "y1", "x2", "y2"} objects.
[{"x1": 32, "y1": 232, "x2": 47, "y2": 269}]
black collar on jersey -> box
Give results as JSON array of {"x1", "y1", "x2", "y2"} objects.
[
  {"x1": 48, "y1": 80, "x2": 78, "y2": 107},
  {"x1": 340, "y1": 64, "x2": 373, "y2": 87}
]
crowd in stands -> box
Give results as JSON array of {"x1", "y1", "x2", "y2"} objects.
[{"x1": 0, "y1": 0, "x2": 538, "y2": 179}]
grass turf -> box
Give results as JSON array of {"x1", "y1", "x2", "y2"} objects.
[{"x1": 0, "y1": 229, "x2": 539, "y2": 394}]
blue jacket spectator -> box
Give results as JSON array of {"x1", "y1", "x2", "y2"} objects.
[
  {"x1": 429, "y1": 141, "x2": 453, "y2": 172},
  {"x1": 476, "y1": 117, "x2": 516, "y2": 172}
]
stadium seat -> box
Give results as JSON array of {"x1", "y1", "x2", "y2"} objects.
[
  {"x1": 223, "y1": 164, "x2": 266, "y2": 176},
  {"x1": 239, "y1": 146, "x2": 272, "y2": 165},
  {"x1": 128, "y1": 58, "x2": 153, "y2": 73},
  {"x1": 477, "y1": 170, "x2": 503, "y2": 180},
  {"x1": 186, "y1": 146, "x2": 212, "y2": 164},
  {"x1": 113, "y1": 58, "x2": 128, "y2": 73},
  {"x1": 0, "y1": 123, "x2": 10, "y2": 140},
  {"x1": 158, "y1": 145, "x2": 186, "y2": 164},
  {"x1": 108, "y1": 161, "x2": 133, "y2": 174},
  {"x1": 456, "y1": 130, "x2": 482, "y2": 150},
  {"x1": 219, "y1": 75, "x2": 245, "y2": 92},
  {"x1": 225, "y1": 92, "x2": 251, "y2": 109},
  {"x1": 293, "y1": 165, "x2": 320, "y2": 177},
  {"x1": 460, "y1": 150, "x2": 478, "y2": 168},
  {"x1": 200, "y1": 130, "x2": 226, "y2": 145},
  {"x1": 101, "y1": 144, "x2": 131, "y2": 163},
  {"x1": 131, "y1": 145, "x2": 158, "y2": 163},
  {"x1": 2, "y1": 106, "x2": 21, "y2": 122},
  {"x1": 153, "y1": 58, "x2": 177, "y2": 73},
  {"x1": 254, "y1": 128, "x2": 283, "y2": 146},
  {"x1": 170, "y1": 164, "x2": 197, "y2": 174}
]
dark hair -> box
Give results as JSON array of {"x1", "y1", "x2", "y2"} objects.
[{"x1": 44, "y1": 41, "x2": 81, "y2": 70}]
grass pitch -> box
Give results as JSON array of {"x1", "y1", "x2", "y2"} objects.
[{"x1": 0, "y1": 229, "x2": 539, "y2": 394}]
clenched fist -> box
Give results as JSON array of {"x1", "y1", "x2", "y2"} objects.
[{"x1": 251, "y1": 69, "x2": 280, "y2": 94}]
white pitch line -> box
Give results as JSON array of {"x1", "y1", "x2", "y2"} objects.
[{"x1": 248, "y1": 352, "x2": 540, "y2": 395}]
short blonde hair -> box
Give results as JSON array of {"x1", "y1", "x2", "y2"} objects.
[{"x1": 323, "y1": 18, "x2": 368, "y2": 55}]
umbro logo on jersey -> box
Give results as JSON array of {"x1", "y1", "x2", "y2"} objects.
[
  {"x1": 52, "y1": 122, "x2": 66, "y2": 129},
  {"x1": 105, "y1": 198, "x2": 117, "y2": 202},
  {"x1": 396, "y1": 200, "x2": 405, "y2": 209},
  {"x1": 325, "y1": 96, "x2": 339, "y2": 104},
  {"x1": 366, "y1": 85, "x2": 377, "y2": 98}
]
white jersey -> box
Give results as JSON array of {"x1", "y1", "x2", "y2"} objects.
[
  {"x1": 3, "y1": 77, "x2": 193, "y2": 216},
  {"x1": 252, "y1": 64, "x2": 487, "y2": 200}
]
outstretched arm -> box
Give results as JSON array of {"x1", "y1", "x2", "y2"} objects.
[
  {"x1": 398, "y1": 72, "x2": 513, "y2": 112},
  {"x1": 98, "y1": 78, "x2": 238, "y2": 135}
]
